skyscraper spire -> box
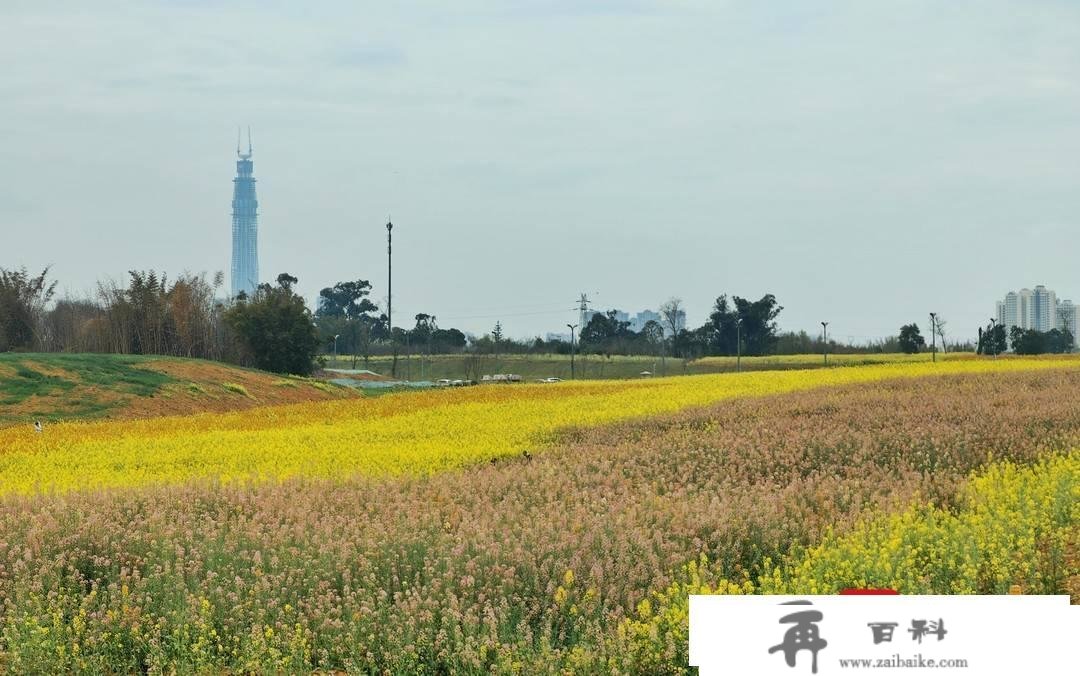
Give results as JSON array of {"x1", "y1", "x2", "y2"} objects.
[
  {"x1": 238, "y1": 125, "x2": 253, "y2": 160},
  {"x1": 230, "y1": 131, "x2": 259, "y2": 298}
]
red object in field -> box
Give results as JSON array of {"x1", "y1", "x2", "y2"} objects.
[{"x1": 840, "y1": 588, "x2": 899, "y2": 595}]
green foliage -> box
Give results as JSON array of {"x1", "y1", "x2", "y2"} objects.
[
  {"x1": 224, "y1": 274, "x2": 320, "y2": 375},
  {"x1": 580, "y1": 310, "x2": 635, "y2": 353},
  {"x1": 315, "y1": 279, "x2": 382, "y2": 368},
  {"x1": 977, "y1": 323, "x2": 1008, "y2": 356},
  {"x1": 898, "y1": 324, "x2": 926, "y2": 354},
  {"x1": 315, "y1": 280, "x2": 378, "y2": 320},
  {"x1": 1009, "y1": 326, "x2": 1074, "y2": 355},
  {"x1": 703, "y1": 293, "x2": 784, "y2": 357}
]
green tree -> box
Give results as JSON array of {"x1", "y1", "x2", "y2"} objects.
[
  {"x1": 977, "y1": 322, "x2": 1007, "y2": 356},
  {"x1": 898, "y1": 324, "x2": 926, "y2": 354},
  {"x1": 580, "y1": 310, "x2": 634, "y2": 353},
  {"x1": 704, "y1": 293, "x2": 783, "y2": 356},
  {"x1": 491, "y1": 321, "x2": 503, "y2": 357},
  {"x1": 432, "y1": 327, "x2": 467, "y2": 353},
  {"x1": 1009, "y1": 327, "x2": 1073, "y2": 355},
  {"x1": 316, "y1": 279, "x2": 379, "y2": 368},
  {"x1": 224, "y1": 273, "x2": 319, "y2": 375}
]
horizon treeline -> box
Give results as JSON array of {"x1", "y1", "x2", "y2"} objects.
[{"x1": 2, "y1": 266, "x2": 972, "y2": 373}]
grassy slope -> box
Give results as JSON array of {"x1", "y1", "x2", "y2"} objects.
[{"x1": 0, "y1": 353, "x2": 355, "y2": 427}]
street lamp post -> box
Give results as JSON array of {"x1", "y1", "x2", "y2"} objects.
[
  {"x1": 929, "y1": 312, "x2": 937, "y2": 363},
  {"x1": 386, "y1": 219, "x2": 395, "y2": 377},
  {"x1": 333, "y1": 334, "x2": 340, "y2": 366},
  {"x1": 821, "y1": 321, "x2": 829, "y2": 366},
  {"x1": 567, "y1": 323, "x2": 578, "y2": 380},
  {"x1": 989, "y1": 317, "x2": 998, "y2": 358}
]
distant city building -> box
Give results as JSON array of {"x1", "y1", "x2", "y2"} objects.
[
  {"x1": 996, "y1": 285, "x2": 1076, "y2": 347},
  {"x1": 545, "y1": 332, "x2": 571, "y2": 343},
  {"x1": 629, "y1": 310, "x2": 662, "y2": 333},
  {"x1": 573, "y1": 308, "x2": 685, "y2": 336},
  {"x1": 1018, "y1": 288, "x2": 1034, "y2": 329},
  {"x1": 1033, "y1": 285, "x2": 1057, "y2": 333},
  {"x1": 670, "y1": 309, "x2": 687, "y2": 335},
  {"x1": 585, "y1": 309, "x2": 631, "y2": 327},
  {"x1": 230, "y1": 131, "x2": 259, "y2": 299}
]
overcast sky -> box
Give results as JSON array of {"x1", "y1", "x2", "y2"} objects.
[{"x1": 3, "y1": 1, "x2": 1079, "y2": 342}]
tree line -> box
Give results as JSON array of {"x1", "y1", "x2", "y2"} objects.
[
  {"x1": 0, "y1": 267, "x2": 473, "y2": 376},
  {"x1": 3, "y1": 265, "x2": 1072, "y2": 376}
]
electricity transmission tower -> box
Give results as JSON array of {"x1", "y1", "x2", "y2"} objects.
[{"x1": 576, "y1": 293, "x2": 596, "y2": 330}]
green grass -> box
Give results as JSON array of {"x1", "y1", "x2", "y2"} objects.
[
  {"x1": 0, "y1": 365, "x2": 76, "y2": 404},
  {"x1": 328, "y1": 354, "x2": 671, "y2": 381},
  {"x1": 323, "y1": 352, "x2": 978, "y2": 382},
  {"x1": 221, "y1": 382, "x2": 252, "y2": 397},
  {"x1": 0, "y1": 353, "x2": 175, "y2": 395},
  {"x1": 0, "y1": 353, "x2": 179, "y2": 424},
  {"x1": 0, "y1": 353, "x2": 359, "y2": 427}
]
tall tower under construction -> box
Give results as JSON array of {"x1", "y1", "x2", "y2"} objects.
[{"x1": 230, "y1": 129, "x2": 259, "y2": 299}]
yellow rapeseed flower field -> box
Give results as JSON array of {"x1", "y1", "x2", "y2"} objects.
[
  {"x1": 0, "y1": 357, "x2": 1077, "y2": 495},
  {"x1": 692, "y1": 351, "x2": 976, "y2": 368},
  {"x1": 612, "y1": 449, "x2": 1079, "y2": 673}
]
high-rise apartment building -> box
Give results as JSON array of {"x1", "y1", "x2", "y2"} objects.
[
  {"x1": 230, "y1": 131, "x2": 259, "y2": 299},
  {"x1": 629, "y1": 310, "x2": 662, "y2": 332},
  {"x1": 996, "y1": 285, "x2": 1076, "y2": 347},
  {"x1": 1018, "y1": 288, "x2": 1034, "y2": 330},
  {"x1": 1032, "y1": 285, "x2": 1058, "y2": 333}
]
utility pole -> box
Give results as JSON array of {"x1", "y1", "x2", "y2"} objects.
[
  {"x1": 567, "y1": 323, "x2": 578, "y2": 380},
  {"x1": 735, "y1": 317, "x2": 742, "y2": 372},
  {"x1": 386, "y1": 218, "x2": 395, "y2": 377},
  {"x1": 428, "y1": 315, "x2": 436, "y2": 381},
  {"x1": 929, "y1": 312, "x2": 937, "y2": 363},
  {"x1": 572, "y1": 294, "x2": 595, "y2": 378},
  {"x1": 821, "y1": 321, "x2": 829, "y2": 366}
]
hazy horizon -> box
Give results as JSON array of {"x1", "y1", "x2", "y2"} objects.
[{"x1": 3, "y1": 1, "x2": 1079, "y2": 343}]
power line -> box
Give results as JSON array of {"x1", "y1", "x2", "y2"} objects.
[{"x1": 437, "y1": 307, "x2": 571, "y2": 321}]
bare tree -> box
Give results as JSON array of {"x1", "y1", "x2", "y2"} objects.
[
  {"x1": 0, "y1": 266, "x2": 57, "y2": 351},
  {"x1": 659, "y1": 297, "x2": 684, "y2": 358},
  {"x1": 934, "y1": 315, "x2": 948, "y2": 354}
]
